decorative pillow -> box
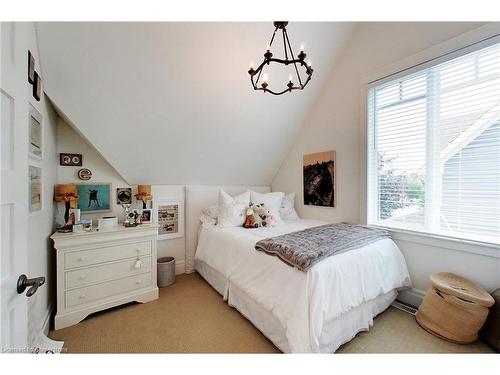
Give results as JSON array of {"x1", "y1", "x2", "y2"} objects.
[
  {"x1": 249, "y1": 190, "x2": 285, "y2": 225},
  {"x1": 202, "y1": 205, "x2": 219, "y2": 220},
  {"x1": 217, "y1": 189, "x2": 250, "y2": 228},
  {"x1": 200, "y1": 213, "x2": 217, "y2": 227},
  {"x1": 280, "y1": 192, "x2": 300, "y2": 220}
]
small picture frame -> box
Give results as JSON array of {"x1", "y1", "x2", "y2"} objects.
[
  {"x1": 79, "y1": 218, "x2": 93, "y2": 232},
  {"x1": 60, "y1": 153, "x2": 83, "y2": 166},
  {"x1": 28, "y1": 50, "x2": 35, "y2": 84},
  {"x1": 116, "y1": 187, "x2": 132, "y2": 205},
  {"x1": 69, "y1": 208, "x2": 81, "y2": 223},
  {"x1": 29, "y1": 165, "x2": 42, "y2": 213},
  {"x1": 140, "y1": 209, "x2": 152, "y2": 224},
  {"x1": 33, "y1": 71, "x2": 41, "y2": 101},
  {"x1": 72, "y1": 223, "x2": 84, "y2": 233},
  {"x1": 29, "y1": 105, "x2": 42, "y2": 159}
]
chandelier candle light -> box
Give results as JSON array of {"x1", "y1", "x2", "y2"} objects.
[{"x1": 248, "y1": 21, "x2": 313, "y2": 95}]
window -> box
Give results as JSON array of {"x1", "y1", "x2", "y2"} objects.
[{"x1": 367, "y1": 41, "x2": 500, "y2": 245}]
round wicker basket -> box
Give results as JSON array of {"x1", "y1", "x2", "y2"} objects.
[{"x1": 416, "y1": 272, "x2": 494, "y2": 344}]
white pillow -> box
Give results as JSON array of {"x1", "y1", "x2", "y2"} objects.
[
  {"x1": 280, "y1": 192, "x2": 300, "y2": 220},
  {"x1": 249, "y1": 190, "x2": 285, "y2": 225},
  {"x1": 217, "y1": 189, "x2": 250, "y2": 228},
  {"x1": 200, "y1": 213, "x2": 217, "y2": 227},
  {"x1": 202, "y1": 205, "x2": 218, "y2": 220}
]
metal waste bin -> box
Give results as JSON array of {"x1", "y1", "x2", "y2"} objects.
[{"x1": 157, "y1": 256, "x2": 175, "y2": 287}]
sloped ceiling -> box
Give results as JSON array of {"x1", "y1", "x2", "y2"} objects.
[{"x1": 37, "y1": 22, "x2": 355, "y2": 185}]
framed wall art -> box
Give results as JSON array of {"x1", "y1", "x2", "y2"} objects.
[
  {"x1": 153, "y1": 199, "x2": 184, "y2": 240},
  {"x1": 29, "y1": 105, "x2": 42, "y2": 159},
  {"x1": 33, "y1": 71, "x2": 41, "y2": 101},
  {"x1": 77, "y1": 168, "x2": 92, "y2": 180},
  {"x1": 60, "y1": 153, "x2": 82, "y2": 166},
  {"x1": 303, "y1": 150, "x2": 336, "y2": 207},
  {"x1": 29, "y1": 165, "x2": 42, "y2": 213},
  {"x1": 28, "y1": 50, "x2": 35, "y2": 84},
  {"x1": 116, "y1": 187, "x2": 132, "y2": 204},
  {"x1": 76, "y1": 183, "x2": 111, "y2": 213}
]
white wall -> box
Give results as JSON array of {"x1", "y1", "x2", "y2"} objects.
[
  {"x1": 272, "y1": 22, "x2": 500, "y2": 304},
  {"x1": 57, "y1": 119, "x2": 186, "y2": 273},
  {"x1": 57, "y1": 117, "x2": 278, "y2": 277},
  {"x1": 24, "y1": 23, "x2": 59, "y2": 343},
  {"x1": 392, "y1": 234, "x2": 500, "y2": 306},
  {"x1": 37, "y1": 22, "x2": 355, "y2": 187},
  {"x1": 56, "y1": 118, "x2": 136, "y2": 224},
  {"x1": 56, "y1": 119, "x2": 281, "y2": 275},
  {"x1": 152, "y1": 185, "x2": 186, "y2": 274}
]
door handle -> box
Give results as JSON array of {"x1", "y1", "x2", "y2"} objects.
[{"x1": 17, "y1": 274, "x2": 45, "y2": 297}]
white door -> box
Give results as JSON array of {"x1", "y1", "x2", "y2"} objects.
[{"x1": 0, "y1": 22, "x2": 29, "y2": 353}]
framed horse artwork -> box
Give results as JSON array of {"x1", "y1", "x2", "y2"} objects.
[
  {"x1": 76, "y1": 183, "x2": 112, "y2": 213},
  {"x1": 303, "y1": 151, "x2": 336, "y2": 207}
]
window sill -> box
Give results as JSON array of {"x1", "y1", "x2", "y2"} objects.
[{"x1": 368, "y1": 224, "x2": 500, "y2": 259}]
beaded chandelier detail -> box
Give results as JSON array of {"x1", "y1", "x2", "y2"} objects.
[{"x1": 248, "y1": 21, "x2": 313, "y2": 95}]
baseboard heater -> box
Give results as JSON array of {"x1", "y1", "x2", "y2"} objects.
[{"x1": 391, "y1": 300, "x2": 417, "y2": 315}]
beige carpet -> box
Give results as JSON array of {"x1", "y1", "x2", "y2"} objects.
[{"x1": 49, "y1": 273, "x2": 495, "y2": 354}]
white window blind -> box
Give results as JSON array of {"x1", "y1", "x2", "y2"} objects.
[{"x1": 367, "y1": 40, "x2": 500, "y2": 245}]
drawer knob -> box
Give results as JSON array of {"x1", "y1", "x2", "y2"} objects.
[
  {"x1": 136, "y1": 248, "x2": 141, "y2": 252},
  {"x1": 78, "y1": 275, "x2": 86, "y2": 280},
  {"x1": 136, "y1": 280, "x2": 142, "y2": 285},
  {"x1": 79, "y1": 294, "x2": 86, "y2": 299},
  {"x1": 134, "y1": 260, "x2": 143, "y2": 269},
  {"x1": 78, "y1": 257, "x2": 86, "y2": 262}
]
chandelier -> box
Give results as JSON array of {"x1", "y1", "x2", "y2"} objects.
[{"x1": 248, "y1": 21, "x2": 313, "y2": 95}]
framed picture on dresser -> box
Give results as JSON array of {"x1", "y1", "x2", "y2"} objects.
[
  {"x1": 153, "y1": 199, "x2": 184, "y2": 240},
  {"x1": 140, "y1": 209, "x2": 152, "y2": 224}
]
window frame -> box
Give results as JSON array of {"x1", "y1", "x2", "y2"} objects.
[{"x1": 361, "y1": 24, "x2": 500, "y2": 255}]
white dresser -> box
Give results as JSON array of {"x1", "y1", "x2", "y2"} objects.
[{"x1": 51, "y1": 225, "x2": 159, "y2": 330}]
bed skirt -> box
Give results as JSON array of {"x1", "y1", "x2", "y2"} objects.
[{"x1": 195, "y1": 258, "x2": 397, "y2": 353}]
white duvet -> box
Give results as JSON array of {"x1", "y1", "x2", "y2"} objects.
[{"x1": 195, "y1": 219, "x2": 412, "y2": 353}]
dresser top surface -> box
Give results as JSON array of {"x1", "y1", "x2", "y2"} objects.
[{"x1": 51, "y1": 224, "x2": 159, "y2": 241}]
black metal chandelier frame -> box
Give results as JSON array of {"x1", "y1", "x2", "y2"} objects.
[{"x1": 248, "y1": 21, "x2": 313, "y2": 95}]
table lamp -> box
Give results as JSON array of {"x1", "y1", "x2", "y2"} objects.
[
  {"x1": 55, "y1": 184, "x2": 79, "y2": 223},
  {"x1": 135, "y1": 185, "x2": 152, "y2": 209}
]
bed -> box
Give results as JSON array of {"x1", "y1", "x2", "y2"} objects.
[{"x1": 194, "y1": 218, "x2": 412, "y2": 353}]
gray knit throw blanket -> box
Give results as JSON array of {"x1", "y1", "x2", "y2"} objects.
[{"x1": 255, "y1": 223, "x2": 390, "y2": 272}]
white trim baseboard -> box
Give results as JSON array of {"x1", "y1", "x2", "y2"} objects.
[
  {"x1": 42, "y1": 303, "x2": 54, "y2": 336},
  {"x1": 175, "y1": 260, "x2": 186, "y2": 275},
  {"x1": 29, "y1": 303, "x2": 65, "y2": 353},
  {"x1": 397, "y1": 288, "x2": 426, "y2": 308}
]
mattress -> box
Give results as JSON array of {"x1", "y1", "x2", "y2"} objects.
[{"x1": 195, "y1": 219, "x2": 412, "y2": 353}]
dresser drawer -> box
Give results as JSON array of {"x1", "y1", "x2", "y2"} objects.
[
  {"x1": 65, "y1": 272, "x2": 153, "y2": 309},
  {"x1": 64, "y1": 241, "x2": 152, "y2": 269},
  {"x1": 64, "y1": 256, "x2": 152, "y2": 289}
]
